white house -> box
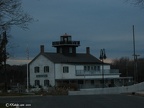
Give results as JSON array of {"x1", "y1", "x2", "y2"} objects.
[{"x1": 29, "y1": 33, "x2": 130, "y2": 89}]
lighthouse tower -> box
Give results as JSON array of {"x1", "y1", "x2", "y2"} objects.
[{"x1": 52, "y1": 33, "x2": 80, "y2": 56}]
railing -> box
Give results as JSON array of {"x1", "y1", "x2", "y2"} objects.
[
  {"x1": 52, "y1": 41, "x2": 80, "y2": 46},
  {"x1": 76, "y1": 69, "x2": 120, "y2": 76}
]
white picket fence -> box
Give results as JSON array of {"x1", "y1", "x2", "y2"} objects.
[{"x1": 69, "y1": 82, "x2": 144, "y2": 95}]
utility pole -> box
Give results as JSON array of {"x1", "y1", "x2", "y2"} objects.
[{"x1": 132, "y1": 25, "x2": 139, "y2": 83}]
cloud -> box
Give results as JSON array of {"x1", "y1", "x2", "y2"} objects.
[
  {"x1": 7, "y1": 59, "x2": 31, "y2": 65},
  {"x1": 8, "y1": 0, "x2": 144, "y2": 63}
]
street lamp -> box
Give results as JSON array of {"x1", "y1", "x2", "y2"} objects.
[
  {"x1": 99, "y1": 49, "x2": 107, "y2": 88},
  {"x1": 133, "y1": 54, "x2": 140, "y2": 83}
]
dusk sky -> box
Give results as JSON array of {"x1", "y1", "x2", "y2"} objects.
[{"x1": 8, "y1": 0, "x2": 144, "y2": 64}]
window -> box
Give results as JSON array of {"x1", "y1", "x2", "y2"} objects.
[
  {"x1": 94, "y1": 66, "x2": 97, "y2": 71},
  {"x1": 97, "y1": 66, "x2": 100, "y2": 71},
  {"x1": 64, "y1": 37, "x2": 68, "y2": 42},
  {"x1": 34, "y1": 67, "x2": 39, "y2": 73},
  {"x1": 63, "y1": 66, "x2": 69, "y2": 73},
  {"x1": 35, "y1": 80, "x2": 40, "y2": 86},
  {"x1": 91, "y1": 66, "x2": 94, "y2": 70},
  {"x1": 68, "y1": 36, "x2": 71, "y2": 41},
  {"x1": 87, "y1": 66, "x2": 90, "y2": 71},
  {"x1": 69, "y1": 47, "x2": 72, "y2": 53},
  {"x1": 44, "y1": 66, "x2": 49, "y2": 72},
  {"x1": 84, "y1": 65, "x2": 100, "y2": 71},
  {"x1": 84, "y1": 66, "x2": 90, "y2": 71},
  {"x1": 84, "y1": 66, "x2": 87, "y2": 71},
  {"x1": 44, "y1": 80, "x2": 49, "y2": 86}
]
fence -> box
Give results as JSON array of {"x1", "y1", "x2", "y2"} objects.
[{"x1": 68, "y1": 82, "x2": 144, "y2": 95}]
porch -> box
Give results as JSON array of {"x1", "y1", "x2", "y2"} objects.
[
  {"x1": 55, "y1": 77, "x2": 133, "y2": 89},
  {"x1": 75, "y1": 69, "x2": 120, "y2": 76}
]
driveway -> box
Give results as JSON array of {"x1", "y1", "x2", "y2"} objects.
[{"x1": 0, "y1": 94, "x2": 144, "y2": 108}]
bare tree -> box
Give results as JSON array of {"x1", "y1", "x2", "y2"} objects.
[
  {"x1": 0, "y1": 0, "x2": 33, "y2": 91},
  {"x1": 0, "y1": 0, "x2": 34, "y2": 64},
  {"x1": 126, "y1": 0, "x2": 144, "y2": 8},
  {"x1": 0, "y1": 0, "x2": 33, "y2": 32},
  {"x1": 112, "y1": 57, "x2": 144, "y2": 82}
]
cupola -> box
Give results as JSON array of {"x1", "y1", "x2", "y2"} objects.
[{"x1": 52, "y1": 33, "x2": 80, "y2": 56}]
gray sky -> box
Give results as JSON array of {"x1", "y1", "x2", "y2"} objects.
[{"x1": 9, "y1": 0, "x2": 144, "y2": 62}]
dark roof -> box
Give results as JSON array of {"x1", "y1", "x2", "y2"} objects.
[{"x1": 41, "y1": 52, "x2": 102, "y2": 64}]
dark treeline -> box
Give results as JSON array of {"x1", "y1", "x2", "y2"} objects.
[
  {"x1": 111, "y1": 57, "x2": 144, "y2": 83},
  {"x1": 0, "y1": 64, "x2": 27, "y2": 87}
]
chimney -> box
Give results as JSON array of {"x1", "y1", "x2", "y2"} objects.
[
  {"x1": 40, "y1": 45, "x2": 44, "y2": 53},
  {"x1": 86, "y1": 47, "x2": 90, "y2": 54}
]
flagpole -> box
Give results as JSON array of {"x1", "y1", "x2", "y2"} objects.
[
  {"x1": 26, "y1": 44, "x2": 29, "y2": 92},
  {"x1": 132, "y1": 25, "x2": 136, "y2": 83}
]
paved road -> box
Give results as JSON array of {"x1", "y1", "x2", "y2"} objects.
[{"x1": 0, "y1": 94, "x2": 144, "y2": 108}]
